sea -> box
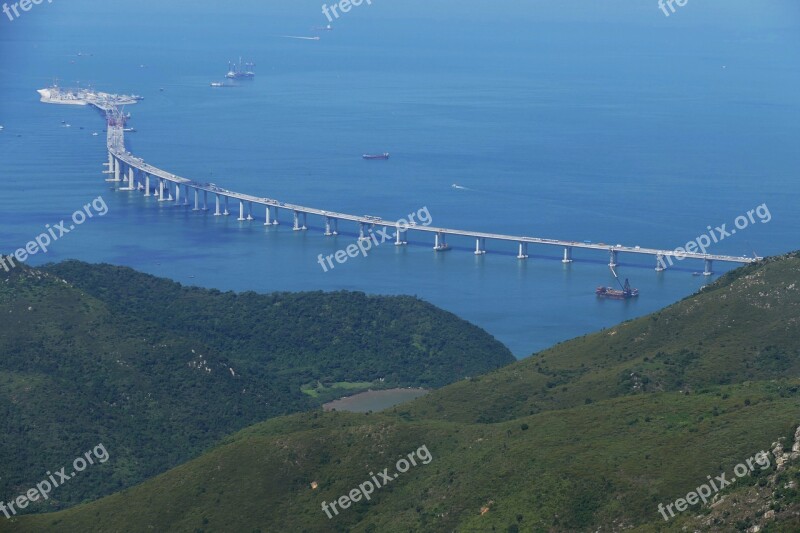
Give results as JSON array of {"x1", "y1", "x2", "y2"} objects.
[{"x1": 1, "y1": 0, "x2": 798, "y2": 357}]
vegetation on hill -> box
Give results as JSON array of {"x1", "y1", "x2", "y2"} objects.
[
  {"x1": 0, "y1": 260, "x2": 513, "y2": 513},
  {"x1": 9, "y1": 252, "x2": 800, "y2": 531}
]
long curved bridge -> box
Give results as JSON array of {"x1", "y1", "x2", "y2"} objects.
[{"x1": 40, "y1": 86, "x2": 759, "y2": 275}]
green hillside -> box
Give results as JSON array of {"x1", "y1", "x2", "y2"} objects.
[
  {"x1": 0, "y1": 260, "x2": 513, "y2": 513},
  {"x1": 10, "y1": 252, "x2": 800, "y2": 531}
]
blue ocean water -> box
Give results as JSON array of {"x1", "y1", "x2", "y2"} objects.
[{"x1": 1, "y1": 1, "x2": 798, "y2": 356}]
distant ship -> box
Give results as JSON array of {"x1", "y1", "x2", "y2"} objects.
[
  {"x1": 596, "y1": 278, "x2": 639, "y2": 299},
  {"x1": 596, "y1": 267, "x2": 639, "y2": 299},
  {"x1": 363, "y1": 153, "x2": 390, "y2": 160},
  {"x1": 225, "y1": 57, "x2": 255, "y2": 79}
]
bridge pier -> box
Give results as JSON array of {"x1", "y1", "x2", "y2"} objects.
[
  {"x1": 704, "y1": 259, "x2": 714, "y2": 276},
  {"x1": 609, "y1": 249, "x2": 618, "y2": 268},
  {"x1": 223, "y1": 196, "x2": 230, "y2": 216},
  {"x1": 264, "y1": 206, "x2": 273, "y2": 225},
  {"x1": 120, "y1": 166, "x2": 132, "y2": 190},
  {"x1": 144, "y1": 174, "x2": 150, "y2": 196},
  {"x1": 183, "y1": 185, "x2": 190, "y2": 206},
  {"x1": 174, "y1": 183, "x2": 181, "y2": 206},
  {"x1": 655, "y1": 253, "x2": 666, "y2": 272},
  {"x1": 517, "y1": 242, "x2": 528, "y2": 260},
  {"x1": 358, "y1": 222, "x2": 367, "y2": 240},
  {"x1": 474, "y1": 238, "x2": 486, "y2": 255},
  {"x1": 158, "y1": 179, "x2": 168, "y2": 202},
  {"x1": 192, "y1": 188, "x2": 200, "y2": 211},
  {"x1": 203, "y1": 191, "x2": 208, "y2": 211},
  {"x1": 238, "y1": 200, "x2": 247, "y2": 221},
  {"x1": 324, "y1": 216, "x2": 334, "y2": 236},
  {"x1": 562, "y1": 246, "x2": 573, "y2": 263},
  {"x1": 270, "y1": 206, "x2": 279, "y2": 225},
  {"x1": 247, "y1": 202, "x2": 254, "y2": 221},
  {"x1": 113, "y1": 158, "x2": 121, "y2": 182},
  {"x1": 293, "y1": 210, "x2": 306, "y2": 231},
  {"x1": 214, "y1": 194, "x2": 222, "y2": 216},
  {"x1": 434, "y1": 232, "x2": 450, "y2": 251},
  {"x1": 395, "y1": 227, "x2": 407, "y2": 246}
]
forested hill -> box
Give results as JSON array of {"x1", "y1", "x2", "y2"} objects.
[
  {"x1": 0, "y1": 260, "x2": 513, "y2": 512},
  {"x1": 12, "y1": 253, "x2": 799, "y2": 532}
]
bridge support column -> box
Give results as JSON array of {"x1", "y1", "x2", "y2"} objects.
[
  {"x1": 247, "y1": 202, "x2": 254, "y2": 221},
  {"x1": 609, "y1": 249, "x2": 618, "y2": 268},
  {"x1": 271, "y1": 206, "x2": 279, "y2": 225},
  {"x1": 144, "y1": 174, "x2": 150, "y2": 196},
  {"x1": 158, "y1": 179, "x2": 168, "y2": 202},
  {"x1": 223, "y1": 196, "x2": 230, "y2": 216},
  {"x1": 203, "y1": 191, "x2": 208, "y2": 211},
  {"x1": 517, "y1": 242, "x2": 528, "y2": 260},
  {"x1": 293, "y1": 211, "x2": 301, "y2": 231},
  {"x1": 474, "y1": 238, "x2": 486, "y2": 255},
  {"x1": 113, "y1": 158, "x2": 121, "y2": 182},
  {"x1": 301, "y1": 212, "x2": 307, "y2": 230},
  {"x1": 238, "y1": 201, "x2": 246, "y2": 221},
  {"x1": 214, "y1": 194, "x2": 222, "y2": 216},
  {"x1": 704, "y1": 259, "x2": 713, "y2": 276},
  {"x1": 562, "y1": 246, "x2": 573, "y2": 263},
  {"x1": 174, "y1": 183, "x2": 181, "y2": 205},
  {"x1": 358, "y1": 222, "x2": 367, "y2": 240},
  {"x1": 183, "y1": 185, "x2": 190, "y2": 206},
  {"x1": 655, "y1": 254, "x2": 666, "y2": 272},
  {"x1": 192, "y1": 189, "x2": 200, "y2": 211},
  {"x1": 395, "y1": 228, "x2": 407, "y2": 246},
  {"x1": 264, "y1": 206, "x2": 272, "y2": 225},
  {"x1": 434, "y1": 232, "x2": 449, "y2": 251},
  {"x1": 324, "y1": 217, "x2": 333, "y2": 236},
  {"x1": 128, "y1": 167, "x2": 135, "y2": 190}
]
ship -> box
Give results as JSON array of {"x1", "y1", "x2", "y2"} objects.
[
  {"x1": 225, "y1": 57, "x2": 255, "y2": 79},
  {"x1": 362, "y1": 152, "x2": 390, "y2": 160},
  {"x1": 596, "y1": 267, "x2": 639, "y2": 299}
]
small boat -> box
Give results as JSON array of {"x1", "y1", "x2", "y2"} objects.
[
  {"x1": 210, "y1": 82, "x2": 224, "y2": 87},
  {"x1": 92, "y1": 132, "x2": 99, "y2": 136},
  {"x1": 0, "y1": 125, "x2": 4, "y2": 131},
  {"x1": 363, "y1": 152, "x2": 390, "y2": 160}
]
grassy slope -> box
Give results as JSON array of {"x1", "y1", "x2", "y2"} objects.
[
  {"x1": 8, "y1": 253, "x2": 800, "y2": 532},
  {"x1": 0, "y1": 261, "x2": 513, "y2": 512}
]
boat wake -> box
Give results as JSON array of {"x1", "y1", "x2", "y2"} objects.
[{"x1": 281, "y1": 35, "x2": 321, "y2": 41}]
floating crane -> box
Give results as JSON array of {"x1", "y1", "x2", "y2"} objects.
[{"x1": 596, "y1": 266, "x2": 639, "y2": 299}]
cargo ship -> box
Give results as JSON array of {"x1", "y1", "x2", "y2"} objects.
[{"x1": 362, "y1": 152, "x2": 390, "y2": 160}]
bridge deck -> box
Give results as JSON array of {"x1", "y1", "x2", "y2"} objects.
[{"x1": 50, "y1": 92, "x2": 758, "y2": 266}]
